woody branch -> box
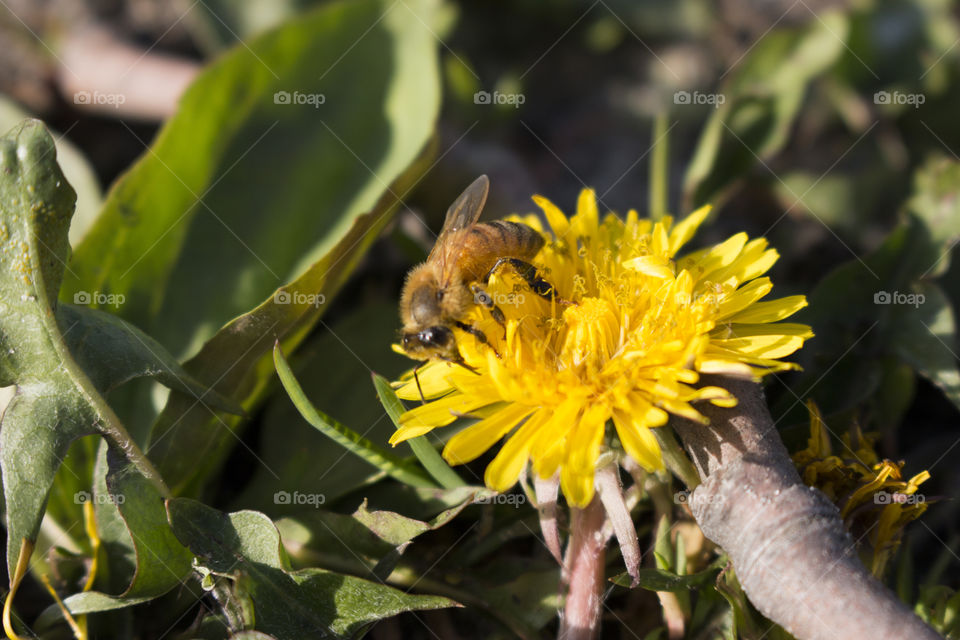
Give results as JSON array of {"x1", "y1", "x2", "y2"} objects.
[{"x1": 670, "y1": 375, "x2": 942, "y2": 640}]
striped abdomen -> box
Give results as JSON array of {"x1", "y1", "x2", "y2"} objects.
[{"x1": 454, "y1": 221, "x2": 545, "y2": 282}]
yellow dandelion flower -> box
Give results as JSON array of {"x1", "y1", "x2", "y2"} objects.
[{"x1": 390, "y1": 188, "x2": 813, "y2": 507}]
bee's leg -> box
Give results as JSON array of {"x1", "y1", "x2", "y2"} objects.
[
  {"x1": 454, "y1": 320, "x2": 502, "y2": 359},
  {"x1": 470, "y1": 283, "x2": 506, "y2": 332},
  {"x1": 441, "y1": 354, "x2": 481, "y2": 375},
  {"x1": 485, "y1": 258, "x2": 564, "y2": 303}
]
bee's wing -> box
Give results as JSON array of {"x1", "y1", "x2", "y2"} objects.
[{"x1": 430, "y1": 175, "x2": 489, "y2": 285}]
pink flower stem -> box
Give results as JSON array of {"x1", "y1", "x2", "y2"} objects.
[{"x1": 559, "y1": 495, "x2": 607, "y2": 640}]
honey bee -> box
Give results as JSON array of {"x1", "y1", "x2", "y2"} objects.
[{"x1": 399, "y1": 175, "x2": 557, "y2": 384}]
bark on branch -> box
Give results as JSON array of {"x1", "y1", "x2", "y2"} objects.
[{"x1": 671, "y1": 375, "x2": 942, "y2": 640}]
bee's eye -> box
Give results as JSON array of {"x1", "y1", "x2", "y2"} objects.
[{"x1": 419, "y1": 326, "x2": 452, "y2": 347}]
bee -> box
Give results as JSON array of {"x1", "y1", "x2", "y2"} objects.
[{"x1": 399, "y1": 175, "x2": 557, "y2": 388}]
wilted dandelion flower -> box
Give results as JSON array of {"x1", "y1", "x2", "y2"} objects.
[
  {"x1": 793, "y1": 401, "x2": 930, "y2": 576},
  {"x1": 390, "y1": 188, "x2": 813, "y2": 507}
]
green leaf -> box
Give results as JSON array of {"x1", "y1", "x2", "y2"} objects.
[
  {"x1": 905, "y1": 156, "x2": 960, "y2": 277},
  {"x1": 780, "y1": 157, "x2": 960, "y2": 420},
  {"x1": 279, "y1": 488, "x2": 481, "y2": 583},
  {"x1": 140, "y1": 0, "x2": 443, "y2": 496},
  {"x1": 373, "y1": 373, "x2": 466, "y2": 489},
  {"x1": 483, "y1": 569, "x2": 562, "y2": 635},
  {"x1": 167, "y1": 498, "x2": 457, "y2": 640},
  {"x1": 233, "y1": 302, "x2": 419, "y2": 513},
  {"x1": 611, "y1": 566, "x2": 721, "y2": 591},
  {"x1": 273, "y1": 343, "x2": 434, "y2": 488},
  {"x1": 57, "y1": 304, "x2": 240, "y2": 412},
  {"x1": 351, "y1": 488, "x2": 480, "y2": 545},
  {"x1": 0, "y1": 96, "x2": 102, "y2": 246},
  {"x1": 63, "y1": 0, "x2": 442, "y2": 362},
  {"x1": 99, "y1": 448, "x2": 194, "y2": 597},
  {"x1": 33, "y1": 592, "x2": 155, "y2": 631},
  {"x1": 683, "y1": 11, "x2": 848, "y2": 206},
  {"x1": 888, "y1": 283, "x2": 960, "y2": 411},
  {"x1": 0, "y1": 120, "x2": 166, "y2": 581}
]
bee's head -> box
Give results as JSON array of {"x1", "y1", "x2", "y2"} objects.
[
  {"x1": 408, "y1": 280, "x2": 443, "y2": 324},
  {"x1": 401, "y1": 325, "x2": 456, "y2": 358}
]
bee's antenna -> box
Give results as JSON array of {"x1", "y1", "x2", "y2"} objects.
[{"x1": 413, "y1": 362, "x2": 427, "y2": 404}]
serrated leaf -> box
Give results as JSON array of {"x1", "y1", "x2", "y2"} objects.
[
  {"x1": 276, "y1": 485, "x2": 482, "y2": 570},
  {"x1": 58, "y1": 304, "x2": 241, "y2": 413},
  {"x1": 101, "y1": 448, "x2": 194, "y2": 596},
  {"x1": 167, "y1": 498, "x2": 457, "y2": 640},
  {"x1": 0, "y1": 96, "x2": 102, "y2": 246},
  {"x1": 0, "y1": 120, "x2": 167, "y2": 581}
]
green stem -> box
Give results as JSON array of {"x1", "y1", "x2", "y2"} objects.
[{"x1": 649, "y1": 112, "x2": 669, "y2": 222}]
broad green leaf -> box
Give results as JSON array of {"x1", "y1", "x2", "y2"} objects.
[
  {"x1": 683, "y1": 11, "x2": 848, "y2": 206},
  {"x1": 0, "y1": 120, "x2": 165, "y2": 580},
  {"x1": 374, "y1": 373, "x2": 466, "y2": 490},
  {"x1": 272, "y1": 343, "x2": 434, "y2": 488},
  {"x1": 141, "y1": 0, "x2": 443, "y2": 496},
  {"x1": 63, "y1": 0, "x2": 442, "y2": 362},
  {"x1": 167, "y1": 498, "x2": 457, "y2": 640}
]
